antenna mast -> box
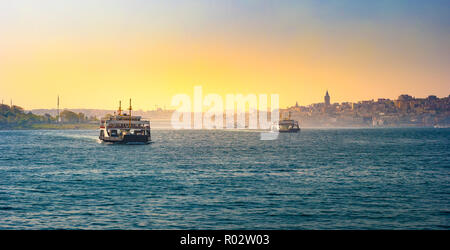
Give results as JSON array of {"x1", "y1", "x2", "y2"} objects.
[{"x1": 129, "y1": 98, "x2": 132, "y2": 128}]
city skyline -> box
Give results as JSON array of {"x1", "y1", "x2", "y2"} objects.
[
  {"x1": 5, "y1": 90, "x2": 448, "y2": 128},
  {"x1": 2, "y1": 90, "x2": 450, "y2": 112},
  {"x1": 1, "y1": 0, "x2": 449, "y2": 110}
]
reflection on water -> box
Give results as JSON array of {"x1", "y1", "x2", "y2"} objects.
[{"x1": 0, "y1": 128, "x2": 449, "y2": 229}]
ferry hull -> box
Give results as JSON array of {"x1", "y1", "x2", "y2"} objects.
[
  {"x1": 100, "y1": 135, "x2": 151, "y2": 144},
  {"x1": 278, "y1": 128, "x2": 300, "y2": 133},
  {"x1": 122, "y1": 134, "x2": 150, "y2": 143}
]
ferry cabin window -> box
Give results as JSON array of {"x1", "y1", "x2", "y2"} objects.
[{"x1": 110, "y1": 130, "x2": 118, "y2": 137}]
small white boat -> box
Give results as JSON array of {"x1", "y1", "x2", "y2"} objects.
[
  {"x1": 271, "y1": 119, "x2": 300, "y2": 133},
  {"x1": 271, "y1": 111, "x2": 300, "y2": 133}
]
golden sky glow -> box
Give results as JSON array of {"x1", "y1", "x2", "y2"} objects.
[{"x1": 0, "y1": 1, "x2": 449, "y2": 110}]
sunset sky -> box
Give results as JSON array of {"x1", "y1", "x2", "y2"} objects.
[{"x1": 0, "y1": 0, "x2": 449, "y2": 110}]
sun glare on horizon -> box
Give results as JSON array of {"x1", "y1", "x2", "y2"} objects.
[{"x1": 0, "y1": 0, "x2": 449, "y2": 110}]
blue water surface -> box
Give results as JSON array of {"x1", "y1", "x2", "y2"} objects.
[{"x1": 0, "y1": 128, "x2": 449, "y2": 229}]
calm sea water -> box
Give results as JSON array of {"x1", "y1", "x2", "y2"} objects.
[{"x1": 0, "y1": 128, "x2": 449, "y2": 229}]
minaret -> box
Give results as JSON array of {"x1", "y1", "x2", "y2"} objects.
[{"x1": 324, "y1": 90, "x2": 330, "y2": 106}]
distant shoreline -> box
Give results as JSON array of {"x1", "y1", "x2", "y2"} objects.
[
  {"x1": 0, "y1": 123, "x2": 98, "y2": 130},
  {"x1": 1, "y1": 125, "x2": 448, "y2": 131}
]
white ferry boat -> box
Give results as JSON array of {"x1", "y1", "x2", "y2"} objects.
[
  {"x1": 271, "y1": 112, "x2": 300, "y2": 133},
  {"x1": 99, "y1": 99, "x2": 151, "y2": 144}
]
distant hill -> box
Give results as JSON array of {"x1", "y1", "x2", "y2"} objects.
[
  {"x1": 1, "y1": 104, "x2": 53, "y2": 129},
  {"x1": 30, "y1": 109, "x2": 114, "y2": 119},
  {"x1": 1, "y1": 105, "x2": 177, "y2": 129},
  {"x1": 29, "y1": 108, "x2": 175, "y2": 120}
]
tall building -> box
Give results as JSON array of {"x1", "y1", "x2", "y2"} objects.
[{"x1": 324, "y1": 90, "x2": 330, "y2": 106}]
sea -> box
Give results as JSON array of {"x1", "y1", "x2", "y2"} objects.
[{"x1": 0, "y1": 128, "x2": 449, "y2": 229}]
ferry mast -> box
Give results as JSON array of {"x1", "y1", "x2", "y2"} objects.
[{"x1": 129, "y1": 99, "x2": 132, "y2": 128}]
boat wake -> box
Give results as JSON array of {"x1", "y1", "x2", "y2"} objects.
[{"x1": 38, "y1": 131, "x2": 99, "y2": 142}]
